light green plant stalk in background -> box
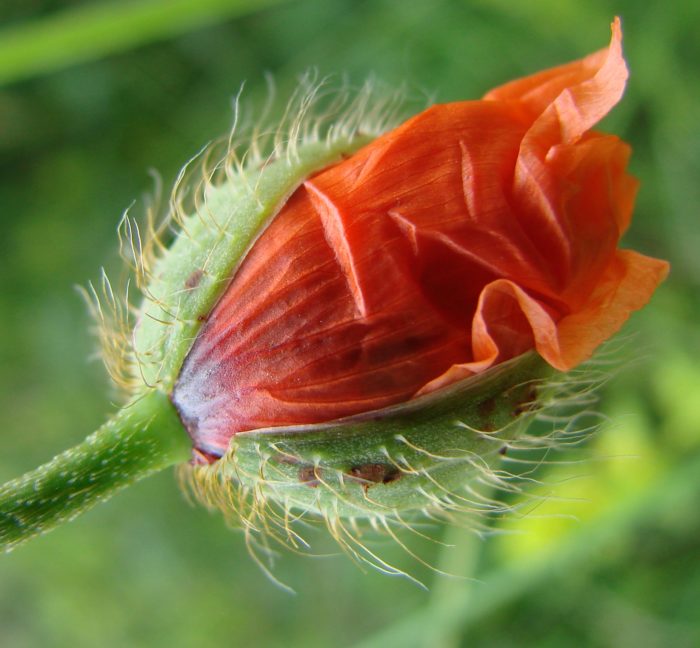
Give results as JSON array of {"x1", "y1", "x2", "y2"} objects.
[{"x1": 0, "y1": 0, "x2": 288, "y2": 87}]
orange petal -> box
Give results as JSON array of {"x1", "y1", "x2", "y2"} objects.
[
  {"x1": 173, "y1": 186, "x2": 474, "y2": 454},
  {"x1": 307, "y1": 100, "x2": 561, "y2": 300},
  {"x1": 506, "y1": 19, "x2": 630, "y2": 291},
  {"x1": 422, "y1": 249, "x2": 669, "y2": 391},
  {"x1": 485, "y1": 18, "x2": 626, "y2": 147},
  {"x1": 519, "y1": 18, "x2": 627, "y2": 156},
  {"x1": 172, "y1": 19, "x2": 669, "y2": 456},
  {"x1": 548, "y1": 134, "x2": 639, "y2": 305},
  {"x1": 550, "y1": 249, "x2": 670, "y2": 370},
  {"x1": 420, "y1": 280, "x2": 560, "y2": 393}
]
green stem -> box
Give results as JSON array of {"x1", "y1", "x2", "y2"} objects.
[{"x1": 0, "y1": 389, "x2": 191, "y2": 552}]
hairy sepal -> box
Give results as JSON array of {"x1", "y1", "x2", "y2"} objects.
[{"x1": 186, "y1": 352, "x2": 552, "y2": 522}]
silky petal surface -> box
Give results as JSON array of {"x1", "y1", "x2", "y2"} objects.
[{"x1": 172, "y1": 20, "x2": 668, "y2": 456}]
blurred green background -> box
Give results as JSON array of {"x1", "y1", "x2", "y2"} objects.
[{"x1": 1, "y1": 1, "x2": 698, "y2": 646}]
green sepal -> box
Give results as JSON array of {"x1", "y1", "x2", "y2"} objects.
[{"x1": 221, "y1": 352, "x2": 553, "y2": 518}]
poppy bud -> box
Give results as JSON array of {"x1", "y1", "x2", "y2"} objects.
[
  {"x1": 0, "y1": 19, "x2": 668, "y2": 559},
  {"x1": 165, "y1": 18, "x2": 667, "y2": 525}
]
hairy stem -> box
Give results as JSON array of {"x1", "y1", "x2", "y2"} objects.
[{"x1": 0, "y1": 389, "x2": 191, "y2": 552}]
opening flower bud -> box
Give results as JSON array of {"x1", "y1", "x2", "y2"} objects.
[
  {"x1": 0, "y1": 18, "x2": 668, "y2": 561},
  {"x1": 161, "y1": 19, "x2": 667, "y2": 521}
]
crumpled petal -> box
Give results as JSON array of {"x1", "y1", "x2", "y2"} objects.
[
  {"x1": 485, "y1": 17, "x2": 626, "y2": 148},
  {"x1": 549, "y1": 249, "x2": 669, "y2": 370},
  {"x1": 172, "y1": 19, "x2": 669, "y2": 455}
]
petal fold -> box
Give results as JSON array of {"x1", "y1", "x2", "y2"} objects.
[{"x1": 172, "y1": 19, "x2": 669, "y2": 455}]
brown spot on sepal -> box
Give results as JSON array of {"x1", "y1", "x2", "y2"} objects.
[
  {"x1": 347, "y1": 463, "x2": 401, "y2": 489},
  {"x1": 476, "y1": 397, "x2": 498, "y2": 432},
  {"x1": 185, "y1": 269, "x2": 204, "y2": 289},
  {"x1": 272, "y1": 452, "x2": 302, "y2": 465},
  {"x1": 512, "y1": 384, "x2": 539, "y2": 417},
  {"x1": 298, "y1": 465, "x2": 321, "y2": 488},
  {"x1": 477, "y1": 397, "x2": 496, "y2": 418}
]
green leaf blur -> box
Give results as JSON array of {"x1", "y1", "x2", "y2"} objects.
[{"x1": 0, "y1": 1, "x2": 698, "y2": 646}]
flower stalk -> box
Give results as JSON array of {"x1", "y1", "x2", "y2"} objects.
[
  {"x1": 0, "y1": 390, "x2": 190, "y2": 552},
  {"x1": 0, "y1": 20, "x2": 670, "y2": 566}
]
